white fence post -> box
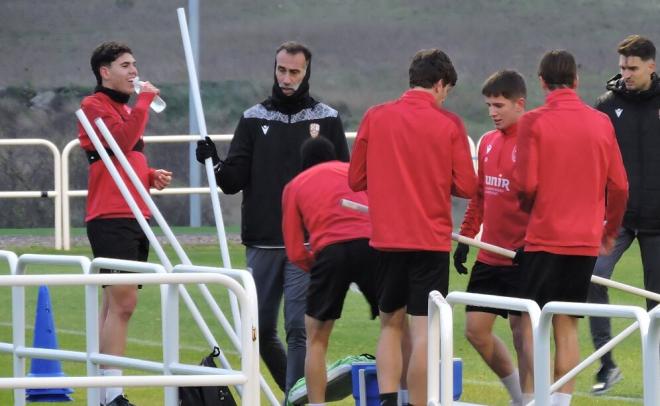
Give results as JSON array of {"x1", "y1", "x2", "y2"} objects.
[
  {"x1": 540, "y1": 302, "x2": 653, "y2": 406},
  {"x1": 0, "y1": 253, "x2": 260, "y2": 406},
  {"x1": 60, "y1": 132, "x2": 356, "y2": 250},
  {"x1": 647, "y1": 307, "x2": 660, "y2": 404},
  {"x1": 444, "y1": 292, "x2": 541, "y2": 406},
  {"x1": 427, "y1": 291, "x2": 454, "y2": 406},
  {"x1": 12, "y1": 254, "x2": 92, "y2": 406},
  {"x1": 0, "y1": 139, "x2": 62, "y2": 249},
  {"x1": 163, "y1": 278, "x2": 180, "y2": 406}
]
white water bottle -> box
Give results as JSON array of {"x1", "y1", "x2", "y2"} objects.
[{"x1": 133, "y1": 76, "x2": 166, "y2": 113}]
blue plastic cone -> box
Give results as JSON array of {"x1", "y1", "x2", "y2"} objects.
[{"x1": 26, "y1": 285, "x2": 73, "y2": 402}]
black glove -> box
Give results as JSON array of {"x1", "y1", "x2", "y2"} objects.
[
  {"x1": 453, "y1": 242, "x2": 469, "y2": 275},
  {"x1": 195, "y1": 136, "x2": 220, "y2": 165},
  {"x1": 512, "y1": 247, "x2": 524, "y2": 265}
]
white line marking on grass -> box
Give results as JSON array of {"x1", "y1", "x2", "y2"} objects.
[
  {"x1": 463, "y1": 379, "x2": 642, "y2": 403},
  {"x1": 0, "y1": 321, "x2": 237, "y2": 355}
]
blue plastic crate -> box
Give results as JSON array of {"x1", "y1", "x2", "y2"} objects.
[{"x1": 351, "y1": 359, "x2": 462, "y2": 405}]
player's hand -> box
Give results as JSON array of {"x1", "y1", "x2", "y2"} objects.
[
  {"x1": 196, "y1": 136, "x2": 220, "y2": 165},
  {"x1": 512, "y1": 247, "x2": 524, "y2": 265},
  {"x1": 453, "y1": 242, "x2": 469, "y2": 275},
  {"x1": 152, "y1": 169, "x2": 172, "y2": 190},
  {"x1": 139, "y1": 81, "x2": 160, "y2": 95},
  {"x1": 600, "y1": 234, "x2": 615, "y2": 255}
]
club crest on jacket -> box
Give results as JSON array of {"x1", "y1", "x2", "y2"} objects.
[{"x1": 309, "y1": 123, "x2": 320, "y2": 138}]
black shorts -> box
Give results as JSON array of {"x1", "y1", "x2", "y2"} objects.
[
  {"x1": 466, "y1": 261, "x2": 522, "y2": 318},
  {"x1": 519, "y1": 251, "x2": 596, "y2": 313},
  {"x1": 307, "y1": 239, "x2": 380, "y2": 321},
  {"x1": 378, "y1": 250, "x2": 449, "y2": 316},
  {"x1": 87, "y1": 218, "x2": 149, "y2": 287}
]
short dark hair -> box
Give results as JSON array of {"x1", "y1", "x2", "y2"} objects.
[
  {"x1": 537, "y1": 50, "x2": 577, "y2": 90},
  {"x1": 618, "y1": 35, "x2": 656, "y2": 61},
  {"x1": 481, "y1": 70, "x2": 527, "y2": 100},
  {"x1": 301, "y1": 137, "x2": 336, "y2": 170},
  {"x1": 409, "y1": 49, "x2": 457, "y2": 88},
  {"x1": 276, "y1": 41, "x2": 312, "y2": 64},
  {"x1": 90, "y1": 41, "x2": 133, "y2": 86}
]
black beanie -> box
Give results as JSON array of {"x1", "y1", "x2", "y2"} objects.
[{"x1": 301, "y1": 137, "x2": 337, "y2": 170}]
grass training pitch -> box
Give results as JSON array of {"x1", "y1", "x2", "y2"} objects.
[{"x1": 0, "y1": 236, "x2": 648, "y2": 405}]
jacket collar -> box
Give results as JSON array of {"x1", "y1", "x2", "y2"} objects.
[
  {"x1": 502, "y1": 121, "x2": 518, "y2": 137},
  {"x1": 401, "y1": 89, "x2": 437, "y2": 104},
  {"x1": 94, "y1": 85, "x2": 130, "y2": 104},
  {"x1": 545, "y1": 88, "x2": 580, "y2": 105},
  {"x1": 606, "y1": 72, "x2": 660, "y2": 101}
]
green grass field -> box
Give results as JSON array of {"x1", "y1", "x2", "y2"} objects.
[{"x1": 0, "y1": 237, "x2": 647, "y2": 405}]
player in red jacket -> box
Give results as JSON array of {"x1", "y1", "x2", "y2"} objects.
[
  {"x1": 453, "y1": 70, "x2": 529, "y2": 406},
  {"x1": 78, "y1": 42, "x2": 171, "y2": 406},
  {"x1": 282, "y1": 137, "x2": 389, "y2": 405},
  {"x1": 349, "y1": 49, "x2": 477, "y2": 406},
  {"x1": 514, "y1": 50, "x2": 628, "y2": 406}
]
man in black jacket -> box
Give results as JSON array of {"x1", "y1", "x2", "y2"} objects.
[
  {"x1": 196, "y1": 41, "x2": 349, "y2": 400},
  {"x1": 588, "y1": 34, "x2": 659, "y2": 395}
]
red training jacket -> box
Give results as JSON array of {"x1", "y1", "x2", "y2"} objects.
[
  {"x1": 460, "y1": 124, "x2": 529, "y2": 266},
  {"x1": 282, "y1": 161, "x2": 371, "y2": 272},
  {"x1": 514, "y1": 89, "x2": 628, "y2": 256},
  {"x1": 349, "y1": 90, "x2": 477, "y2": 252},
  {"x1": 78, "y1": 91, "x2": 156, "y2": 221}
]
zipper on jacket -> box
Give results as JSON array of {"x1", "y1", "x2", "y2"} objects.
[{"x1": 635, "y1": 108, "x2": 644, "y2": 227}]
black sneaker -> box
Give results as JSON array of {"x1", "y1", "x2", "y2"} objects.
[
  {"x1": 106, "y1": 394, "x2": 136, "y2": 406},
  {"x1": 592, "y1": 365, "x2": 622, "y2": 395}
]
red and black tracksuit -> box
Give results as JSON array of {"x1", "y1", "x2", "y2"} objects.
[
  {"x1": 349, "y1": 89, "x2": 477, "y2": 252},
  {"x1": 282, "y1": 161, "x2": 371, "y2": 272},
  {"x1": 460, "y1": 124, "x2": 529, "y2": 266},
  {"x1": 514, "y1": 89, "x2": 628, "y2": 256},
  {"x1": 78, "y1": 90, "x2": 156, "y2": 221}
]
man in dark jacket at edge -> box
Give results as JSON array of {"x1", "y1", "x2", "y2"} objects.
[
  {"x1": 196, "y1": 41, "x2": 349, "y2": 400},
  {"x1": 588, "y1": 34, "x2": 660, "y2": 395}
]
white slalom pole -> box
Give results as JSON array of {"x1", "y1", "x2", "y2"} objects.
[
  {"x1": 176, "y1": 6, "x2": 242, "y2": 334},
  {"x1": 93, "y1": 117, "x2": 240, "y2": 335},
  {"x1": 77, "y1": 110, "x2": 171, "y2": 273},
  {"x1": 94, "y1": 119, "x2": 192, "y2": 266},
  {"x1": 591, "y1": 275, "x2": 660, "y2": 303},
  {"x1": 93, "y1": 117, "x2": 262, "y2": 400},
  {"x1": 340, "y1": 198, "x2": 368, "y2": 214},
  {"x1": 77, "y1": 110, "x2": 238, "y2": 399},
  {"x1": 451, "y1": 233, "x2": 516, "y2": 259},
  {"x1": 177, "y1": 9, "x2": 278, "y2": 405},
  {"x1": 339, "y1": 198, "x2": 660, "y2": 302}
]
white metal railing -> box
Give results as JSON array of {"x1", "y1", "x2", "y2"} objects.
[
  {"x1": 75, "y1": 109, "x2": 279, "y2": 404},
  {"x1": 430, "y1": 291, "x2": 658, "y2": 406},
  {"x1": 61, "y1": 134, "x2": 231, "y2": 250},
  {"x1": 427, "y1": 291, "x2": 455, "y2": 406},
  {"x1": 436, "y1": 292, "x2": 541, "y2": 406},
  {"x1": 60, "y1": 131, "x2": 359, "y2": 250},
  {"x1": 0, "y1": 252, "x2": 259, "y2": 406},
  {"x1": 3, "y1": 131, "x2": 478, "y2": 250},
  {"x1": 2, "y1": 130, "x2": 481, "y2": 251},
  {"x1": 0, "y1": 139, "x2": 62, "y2": 249},
  {"x1": 537, "y1": 302, "x2": 656, "y2": 406},
  {"x1": 454, "y1": 229, "x2": 660, "y2": 403}
]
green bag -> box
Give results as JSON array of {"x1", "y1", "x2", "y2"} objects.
[{"x1": 287, "y1": 353, "x2": 375, "y2": 405}]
